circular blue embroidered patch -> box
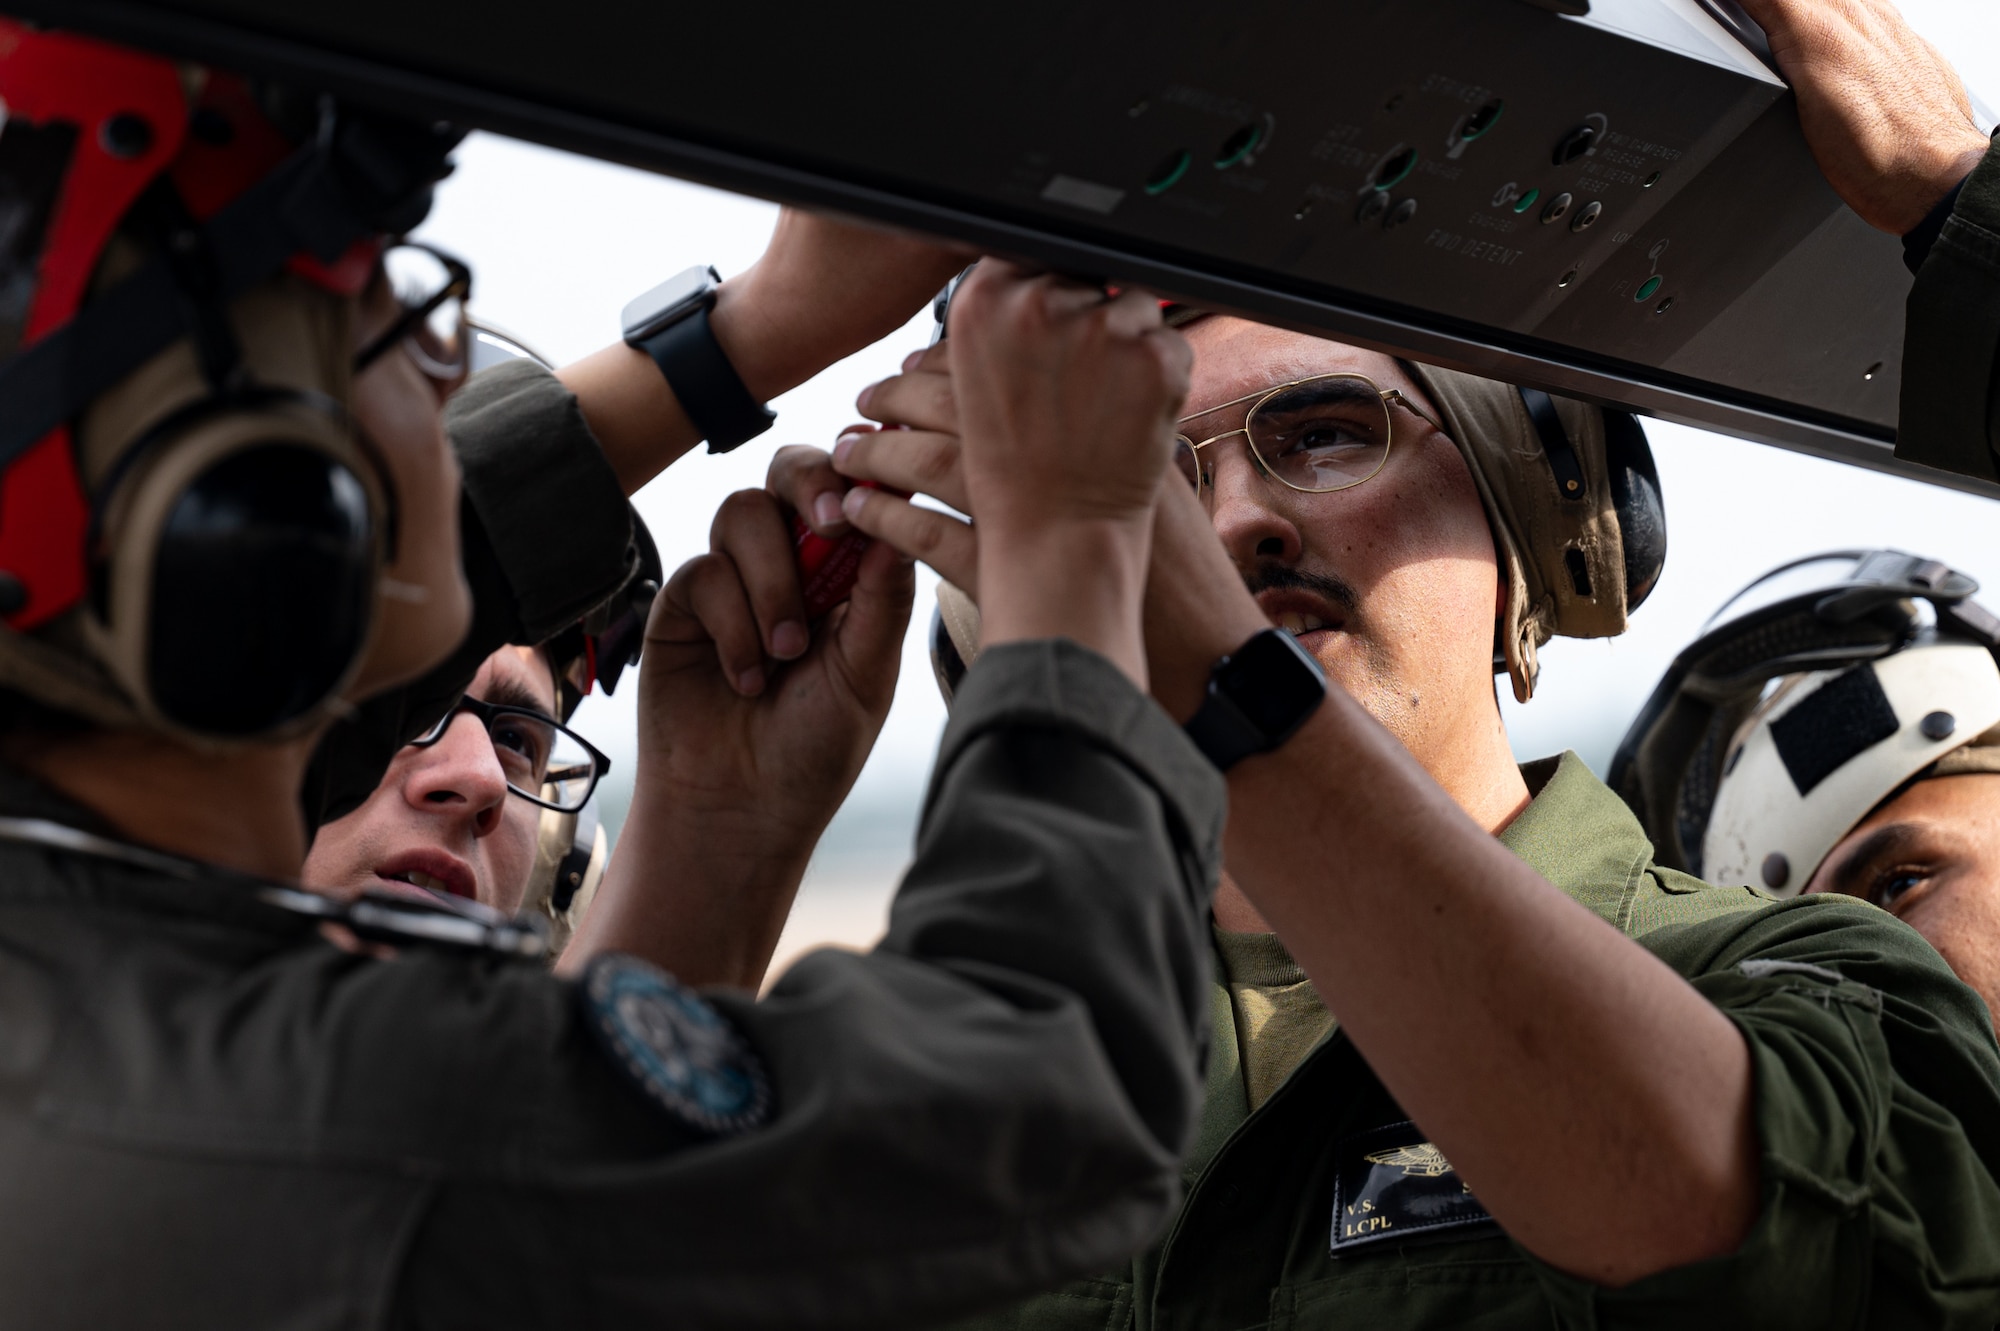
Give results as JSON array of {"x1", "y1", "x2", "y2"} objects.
[{"x1": 579, "y1": 954, "x2": 772, "y2": 1136}]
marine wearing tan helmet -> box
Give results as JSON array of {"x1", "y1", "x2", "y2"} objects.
[{"x1": 934, "y1": 330, "x2": 1663, "y2": 706}]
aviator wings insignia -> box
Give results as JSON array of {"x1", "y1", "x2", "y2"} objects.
[{"x1": 1362, "y1": 1142, "x2": 1454, "y2": 1178}]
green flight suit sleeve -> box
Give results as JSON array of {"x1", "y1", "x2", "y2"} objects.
[
  {"x1": 300, "y1": 359, "x2": 637, "y2": 828},
  {"x1": 384, "y1": 639, "x2": 1225, "y2": 1329},
  {"x1": 1897, "y1": 135, "x2": 2000, "y2": 483},
  {"x1": 1521, "y1": 894, "x2": 2000, "y2": 1327}
]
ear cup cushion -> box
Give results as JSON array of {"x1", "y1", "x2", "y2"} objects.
[
  {"x1": 1604, "y1": 411, "x2": 1666, "y2": 612},
  {"x1": 147, "y1": 444, "x2": 376, "y2": 734},
  {"x1": 89, "y1": 394, "x2": 385, "y2": 740}
]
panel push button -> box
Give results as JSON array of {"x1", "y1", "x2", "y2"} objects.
[{"x1": 1553, "y1": 124, "x2": 1596, "y2": 166}]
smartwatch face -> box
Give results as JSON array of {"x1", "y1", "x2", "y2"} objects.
[
  {"x1": 1219, "y1": 629, "x2": 1328, "y2": 735},
  {"x1": 620, "y1": 265, "x2": 720, "y2": 341}
]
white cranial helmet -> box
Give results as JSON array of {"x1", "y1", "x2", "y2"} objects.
[
  {"x1": 1611, "y1": 550, "x2": 2000, "y2": 895},
  {"x1": 1700, "y1": 642, "x2": 2000, "y2": 895}
]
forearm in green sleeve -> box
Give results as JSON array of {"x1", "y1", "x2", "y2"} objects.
[{"x1": 1522, "y1": 897, "x2": 2000, "y2": 1327}]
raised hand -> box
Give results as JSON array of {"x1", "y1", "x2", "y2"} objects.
[
  {"x1": 1735, "y1": 0, "x2": 1991, "y2": 234},
  {"x1": 557, "y1": 483, "x2": 913, "y2": 987},
  {"x1": 837, "y1": 264, "x2": 1189, "y2": 688}
]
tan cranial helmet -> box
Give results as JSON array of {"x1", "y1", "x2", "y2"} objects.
[
  {"x1": 1398, "y1": 363, "x2": 1664, "y2": 702},
  {"x1": 927, "y1": 342, "x2": 1665, "y2": 705}
]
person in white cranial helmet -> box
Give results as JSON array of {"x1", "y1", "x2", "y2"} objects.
[{"x1": 1614, "y1": 549, "x2": 2000, "y2": 1020}]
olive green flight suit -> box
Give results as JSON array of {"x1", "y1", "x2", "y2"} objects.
[
  {"x1": 0, "y1": 352, "x2": 1231, "y2": 1327},
  {"x1": 0, "y1": 639, "x2": 1224, "y2": 1330},
  {"x1": 947, "y1": 753, "x2": 2000, "y2": 1330},
  {"x1": 1899, "y1": 135, "x2": 2000, "y2": 484}
]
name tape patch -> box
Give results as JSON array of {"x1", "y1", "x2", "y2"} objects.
[
  {"x1": 1331, "y1": 1120, "x2": 1494, "y2": 1254},
  {"x1": 579, "y1": 954, "x2": 772, "y2": 1137}
]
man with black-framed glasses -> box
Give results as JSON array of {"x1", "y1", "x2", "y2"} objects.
[{"x1": 303, "y1": 639, "x2": 608, "y2": 924}]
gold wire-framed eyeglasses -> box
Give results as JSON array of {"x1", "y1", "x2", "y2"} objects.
[{"x1": 1173, "y1": 371, "x2": 1445, "y2": 498}]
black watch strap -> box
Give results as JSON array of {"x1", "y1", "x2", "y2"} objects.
[
  {"x1": 1184, "y1": 628, "x2": 1327, "y2": 772},
  {"x1": 1184, "y1": 693, "x2": 1269, "y2": 772},
  {"x1": 633, "y1": 304, "x2": 776, "y2": 454}
]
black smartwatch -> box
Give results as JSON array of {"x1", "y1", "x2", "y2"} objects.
[
  {"x1": 1184, "y1": 628, "x2": 1328, "y2": 771},
  {"x1": 621, "y1": 265, "x2": 775, "y2": 454}
]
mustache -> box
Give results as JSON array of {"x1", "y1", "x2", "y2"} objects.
[{"x1": 1241, "y1": 563, "x2": 1359, "y2": 613}]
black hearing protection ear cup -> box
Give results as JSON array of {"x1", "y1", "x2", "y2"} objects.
[
  {"x1": 87, "y1": 388, "x2": 385, "y2": 739},
  {"x1": 1604, "y1": 411, "x2": 1666, "y2": 612},
  {"x1": 147, "y1": 444, "x2": 375, "y2": 735}
]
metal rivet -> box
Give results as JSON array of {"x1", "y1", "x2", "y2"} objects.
[
  {"x1": 99, "y1": 112, "x2": 153, "y2": 160},
  {"x1": 1541, "y1": 191, "x2": 1574, "y2": 224},
  {"x1": 1557, "y1": 269, "x2": 1578, "y2": 289},
  {"x1": 1570, "y1": 200, "x2": 1604, "y2": 233},
  {"x1": 1862, "y1": 361, "x2": 1883, "y2": 382},
  {"x1": 1565, "y1": 479, "x2": 1579, "y2": 492},
  {"x1": 0, "y1": 573, "x2": 25, "y2": 617},
  {"x1": 1655, "y1": 296, "x2": 1675, "y2": 314},
  {"x1": 1921, "y1": 710, "x2": 1958, "y2": 741},
  {"x1": 1761, "y1": 853, "x2": 1791, "y2": 890}
]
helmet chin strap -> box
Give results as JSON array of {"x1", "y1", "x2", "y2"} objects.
[{"x1": 128, "y1": 177, "x2": 246, "y2": 394}]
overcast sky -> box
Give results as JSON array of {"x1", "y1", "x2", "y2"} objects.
[{"x1": 412, "y1": 1, "x2": 2000, "y2": 959}]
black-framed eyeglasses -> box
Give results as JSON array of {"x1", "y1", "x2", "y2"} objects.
[
  {"x1": 354, "y1": 241, "x2": 473, "y2": 381},
  {"x1": 410, "y1": 694, "x2": 611, "y2": 812}
]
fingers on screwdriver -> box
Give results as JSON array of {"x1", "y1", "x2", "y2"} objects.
[
  {"x1": 834, "y1": 428, "x2": 968, "y2": 511},
  {"x1": 673, "y1": 552, "x2": 769, "y2": 697},
  {"x1": 859, "y1": 367, "x2": 957, "y2": 433},
  {"x1": 842, "y1": 486, "x2": 978, "y2": 591},
  {"x1": 832, "y1": 538, "x2": 917, "y2": 703},
  {"x1": 769, "y1": 443, "x2": 852, "y2": 536},
  {"x1": 711, "y1": 489, "x2": 810, "y2": 670}
]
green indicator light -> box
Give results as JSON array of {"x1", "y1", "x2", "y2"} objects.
[
  {"x1": 1145, "y1": 149, "x2": 1191, "y2": 195},
  {"x1": 1512, "y1": 187, "x2": 1540, "y2": 214},
  {"x1": 1215, "y1": 122, "x2": 1263, "y2": 169},
  {"x1": 1635, "y1": 275, "x2": 1663, "y2": 302}
]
